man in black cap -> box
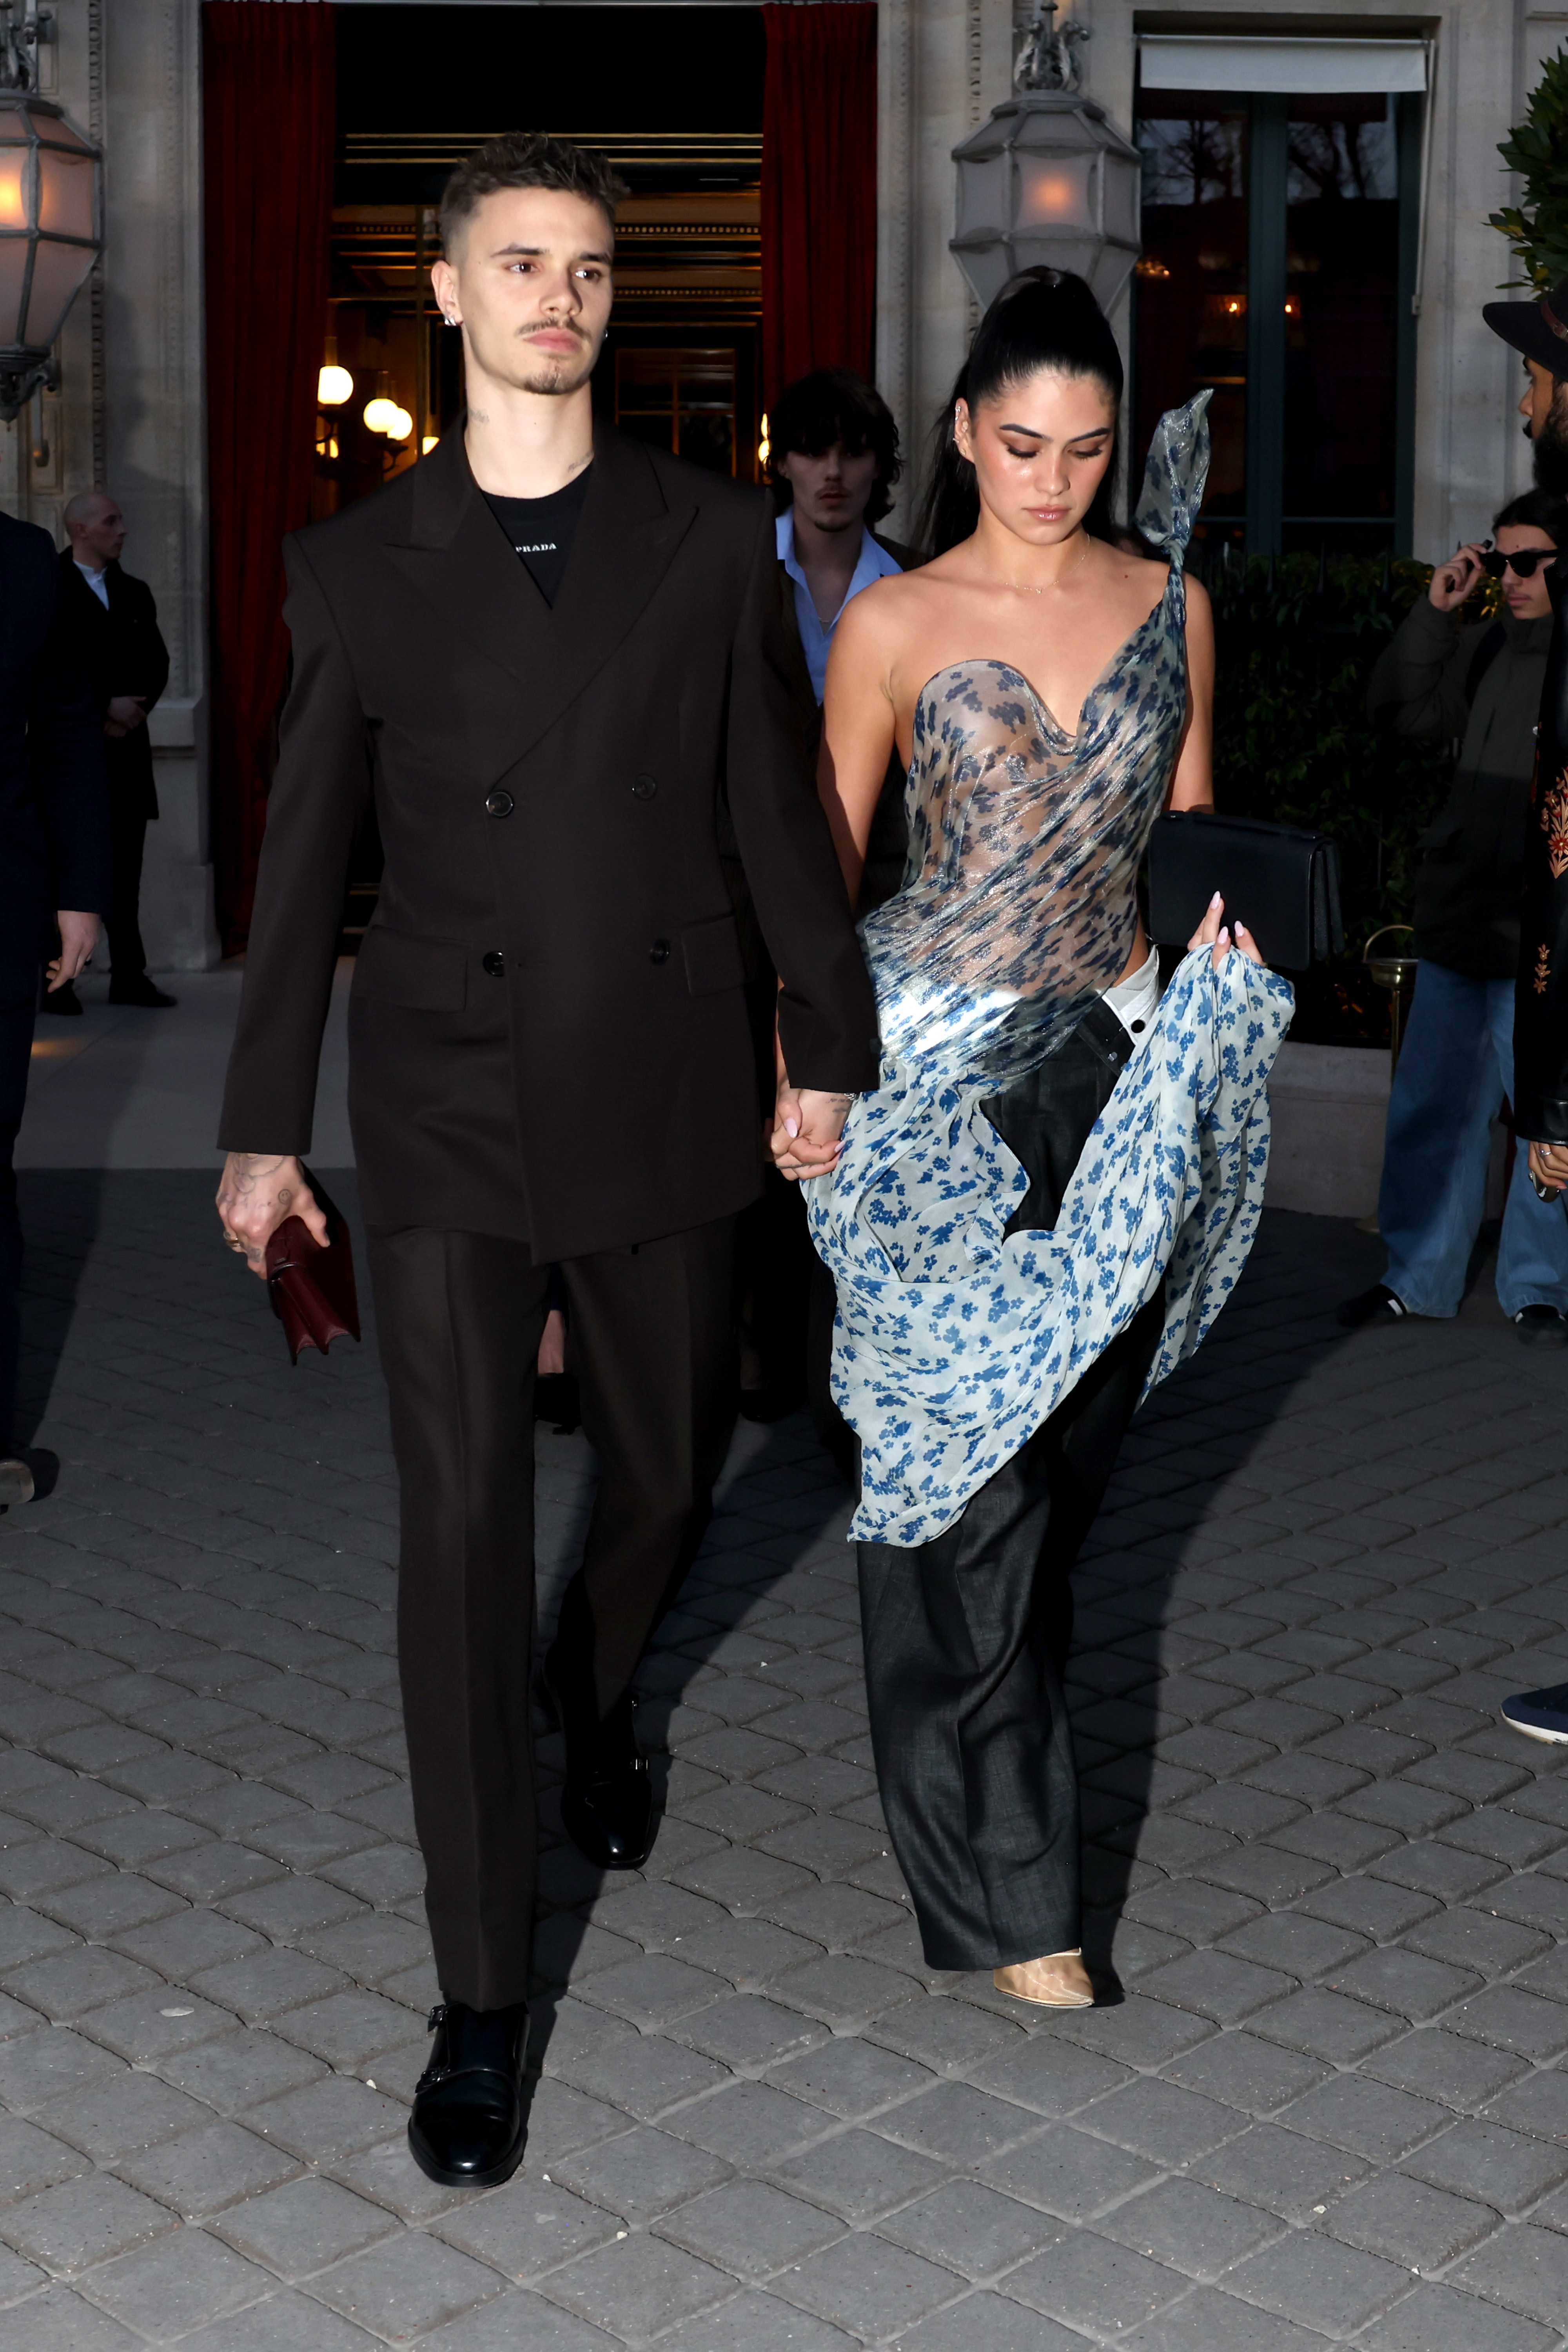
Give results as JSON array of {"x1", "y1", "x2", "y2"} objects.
[
  {"x1": 1483, "y1": 271, "x2": 1568, "y2": 495},
  {"x1": 1482, "y1": 275, "x2": 1568, "y2": 1747}
]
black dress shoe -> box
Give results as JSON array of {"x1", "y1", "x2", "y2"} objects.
[
  {"x1": 538, "y1": 1651, "x2": 655, "y2": 1871},
  {"x1": 109, "y1": 974, "x2": 176, "y2": 1008},
  {"x1": 407, "y1": 2000, "x2": 528, "y2": 2187}
]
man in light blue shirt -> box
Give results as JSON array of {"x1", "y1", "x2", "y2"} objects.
[{"x1": 770, "y1": 368, "x2": 915, "y2": 707}]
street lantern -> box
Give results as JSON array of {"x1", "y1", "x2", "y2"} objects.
[
  {"x1": 0, "y1": 10, "x2": 103, "y2": 422},
  {"x1": 951, "y1": 4, "x2": 1140, "y2": 315}
]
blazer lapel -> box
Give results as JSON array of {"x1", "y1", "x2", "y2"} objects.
[{"x1": 383, "y1": 425, "x2": 697, "y2": 766}]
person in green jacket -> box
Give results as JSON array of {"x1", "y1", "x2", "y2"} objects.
[{"x1": 1339, "y1": 487, "x2": 1568, "y2": 1341}]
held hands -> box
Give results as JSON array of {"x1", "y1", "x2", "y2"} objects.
[
  {"x1": 1428, "y1": 543, "x2": 1487, "y2": 613},
  {"x1": 771, "y1": 1080, "x2": 854, "y2": 1181},
  {"x1": 105, "y1": 695, "x2": 147, "y2": 740},
  {"x1": 1189, "y1": 893, "x2": 1266, "y2": 971},
  {"x1": 216, "y1": 1152, "x2": 328, "y2": 1281},
  {"x1": 47, "y1": 911, "x2": 100, "y2": 992}
]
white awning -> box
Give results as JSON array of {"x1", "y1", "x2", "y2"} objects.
[{"x1": 1138, "y1": 34, "x2": 1428, "y2": 95}]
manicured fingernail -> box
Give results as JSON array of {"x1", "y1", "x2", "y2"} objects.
[
  {"x1": 1235, "y1": 922, "x2": 1247, "y2": 936},
  {"x1": 785, "y1": 1118, "x2": 799, "y2": 1138},
  {"x1": 1210, "y1": 892, "x2": 1222, "y2": 908},
  {"x1": 1218, "y1": 927, "x2": 1229, "y2": 945}
]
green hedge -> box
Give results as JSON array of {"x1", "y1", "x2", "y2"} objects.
[{"x1": 1194, "y1": 548, "x2": 1479, "y2": 961}]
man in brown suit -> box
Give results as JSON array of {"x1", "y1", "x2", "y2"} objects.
[{"x1": 216, "y1": 135, "x2": 876, "y2": 2189}]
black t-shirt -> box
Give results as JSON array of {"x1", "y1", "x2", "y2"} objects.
[{"x1": 483, "y1": 466, "x2": 592, "y2": 606}]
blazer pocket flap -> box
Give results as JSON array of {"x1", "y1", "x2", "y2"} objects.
[
  {"x1": 681, "y1": 913, "x2": 746, "y2": 996},
  {"x1": 352, "y1": 930, "x2": 469, "y2": 1012}
]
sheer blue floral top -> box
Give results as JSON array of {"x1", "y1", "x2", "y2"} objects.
[{"x1": 806, "y1": 393, "x2": 1295, "y2": 1547}]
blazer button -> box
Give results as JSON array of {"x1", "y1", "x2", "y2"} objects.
[
  {"x1": 485, "y1": 789, "x2": 515, "y2": 818},
  {"x1": 631, "y1": 773, "x2": 658, "y2": 799},
  {"x1": 482, "y1": 950, "x2": 506, "y2": 978},
  {"x1": 648, "y1": 938, "x2": 671, "y2": 965}
]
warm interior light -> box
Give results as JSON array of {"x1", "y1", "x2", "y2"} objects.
[
  {"x1": 318, "y1": 362, "x2": 352, "y2": 406},
  {"x1": 421, "y1": 434, "x2": 439, "y2": 454},
  {"x1": 757, "y1": 410, "x2": 770, "y2": 468},
  {"x1": 363, "y1": 394, "x2": 399, "y2": 435},
  {"x1": 0, "y1": 154, "x2": 25, "y2": 229},
  {"x1": 386, "y1": 405, "x2": 414, "y2": 442}
]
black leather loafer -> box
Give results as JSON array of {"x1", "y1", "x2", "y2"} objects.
[
  {"x1": 538, "y1": 1652, "x2": 656, "y2": 1871},
  {"x1": 407, "y1": 2000, "x2": 529, "y2": 2188}
]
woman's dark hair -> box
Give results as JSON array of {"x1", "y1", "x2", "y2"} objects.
[
  {"x1": 1494, "y1": 485, "x2": 1568, "y2": 543},
  {"x1": 917, "y1": 268, "x2": 1124, "y2": 557},
  {"x1": 767, "y1": 368, "x2": 902, "y2": 524}
]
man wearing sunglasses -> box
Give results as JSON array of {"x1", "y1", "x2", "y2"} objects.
[{"x1": 1339, "y1": 488, "x2": 1568, "y2": 1341}]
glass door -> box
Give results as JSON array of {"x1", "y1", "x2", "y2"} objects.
[{"x1": 1135, "y1": 84, "x2": 1419, "y2": 555}]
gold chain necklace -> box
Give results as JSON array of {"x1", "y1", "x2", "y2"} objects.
[{"x1": 1003, "y1": 531, "x2": 1092, "y2": 596}]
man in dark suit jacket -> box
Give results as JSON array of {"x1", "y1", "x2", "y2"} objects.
[
  {"x1": 57, "y1": 493, "x2": 174, "y2": 1009},
  {"x1": 217, "y1": 135, "x2": 877, "y2": 2189},
  {"x1": 0, "y1": 510, "x2": 111, "y2": 1495}
]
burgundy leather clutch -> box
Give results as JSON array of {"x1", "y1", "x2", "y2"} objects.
[{"x1": 265, "y1": 1209, "x2": 361, "y2": 1364}]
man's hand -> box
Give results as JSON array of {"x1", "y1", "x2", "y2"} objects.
[
  {"x1": 216, "y1": 1153, "x2": 327, "y2": 1280},
  {"x1": 771, "y1": 1083, "x2": 854, "y2": 1181},
  {"x1": 47, "y1": 911, "x2": 100, "y2": 992},
  {"x1": 1428, "y1": 543, "x2": 1487, "y2": 613},
  {"x1": 105, "y1": 695, "x2": 147, "y2": 740}
]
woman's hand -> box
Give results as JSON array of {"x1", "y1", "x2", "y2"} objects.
[
  {"x1": 771, "y1": 1082, "x2": 853, "y2": 1180},
  {"x1": 1188, "y1": 893, "x2": 1266, "y2": 970},
  {"x1": 1428, "y1": 543, "x2": 1487, "y2": 613}
]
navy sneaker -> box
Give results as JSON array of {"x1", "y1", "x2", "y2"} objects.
[
  {"x1": 1501, "y1": 1684, "x2": 1568, "y2": 1744},
  {"x1": 1336, "y1": 1283, "x2": 1408, "y2": 1330}
]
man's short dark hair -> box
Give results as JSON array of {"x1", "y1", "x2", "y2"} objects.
[
  {"x1": 440, "y1": 134, "x2": 628, "y2": 257},
  {"x1": 768, "y1": 368, "x2": 902, "y2": 524},
  {"x1": 1495, "y1": 485, "x2": 1568, "y2": 543}
]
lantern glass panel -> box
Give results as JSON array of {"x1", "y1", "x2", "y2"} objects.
[
  {"x1": 0, "y1": 237, "x2": 28, "y2": 343},
  {"x1": 1016, "y1": 152, "x2": 1096, "y2": 230},
  {"x1": 1104, "y1": 152, "x2": 1140, "y2": 244},
  {"x1": 955, "y1": 154, "x2": 1011, "y2": 240},
  {"x1": 22, "y1": 237, "x2": 93, "y2": 348},
  {"x1": 38, "y1": 145, "x2": 94, "y2": 241},
  {"x1": 0, "y1": 151, "x2": 27, "y2": 232},
  {"x1": 41, "y1": 114, "x2": 92, "y2": 154}
]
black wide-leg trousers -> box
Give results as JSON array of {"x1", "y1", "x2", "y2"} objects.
[
  {"x1": 368, "y1": 1216, "x2": 737, "y2": 2010},
  {"x1": 857, "y1": 1001, "x2": 1163, "y2": 1972}
]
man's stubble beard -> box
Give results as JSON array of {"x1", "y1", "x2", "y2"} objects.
[
  {"x1": 1534, "y1": 383, "x2": 1568, "y2": 496},
  {"x1": 514, "y1": 340, "x2": 597, "y2": 400}
]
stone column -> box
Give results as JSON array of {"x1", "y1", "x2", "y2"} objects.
[
  {"x1": 6, "y1": 0, "x2": 217, "y2": 972},
  {"x1": 102, "y1": 0, "x2": 216, "y2": 970},
  {"x1": 877, "y1": 0, "x2": 1014, "y2": 539}
]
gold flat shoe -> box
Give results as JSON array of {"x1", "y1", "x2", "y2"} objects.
[{"x1": 993, "y1": 1950, "x2": 1095, "y2": 2009}]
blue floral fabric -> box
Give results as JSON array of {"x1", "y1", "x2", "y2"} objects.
[{"x1": 806, "y1": 394, "x2": 1295, "y2": 1547}]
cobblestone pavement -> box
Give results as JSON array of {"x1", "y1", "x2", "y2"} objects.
[{"x1": 3, "y1": 1174, "x2": 1568, "y2": 2350}]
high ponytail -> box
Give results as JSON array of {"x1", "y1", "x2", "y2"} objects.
[{"x1": 916, "y1": 267, "x2": 1125, "y2": 557}]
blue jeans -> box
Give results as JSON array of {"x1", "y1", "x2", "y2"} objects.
[{"x1": 1379, "y1": 960, "x2": 1568, "y2": 1319}]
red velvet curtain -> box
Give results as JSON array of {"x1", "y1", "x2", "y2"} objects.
[
  {"x1": 761, "y1": 2, "x2": 878, "y2": 409},
  {"x1": 203, "y1": 1, "x2": 335, "y2": 955}
]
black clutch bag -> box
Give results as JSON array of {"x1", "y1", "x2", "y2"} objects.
[{"x1": 1147, "y1": 810, "x2": 1344, "y2": 970}]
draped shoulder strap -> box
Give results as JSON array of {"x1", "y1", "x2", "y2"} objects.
[{"x1": 1133, "y1": 391, "x2": 1213, "y2": 568}]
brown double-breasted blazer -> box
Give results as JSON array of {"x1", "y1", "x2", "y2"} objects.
[{"x1": 218, "y1": 426, "x2": 879, "y2": 1259}]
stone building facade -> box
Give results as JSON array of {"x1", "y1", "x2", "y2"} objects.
[{"x1": 0, "y1": 0, "x2": 1553, "y2": 969}]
